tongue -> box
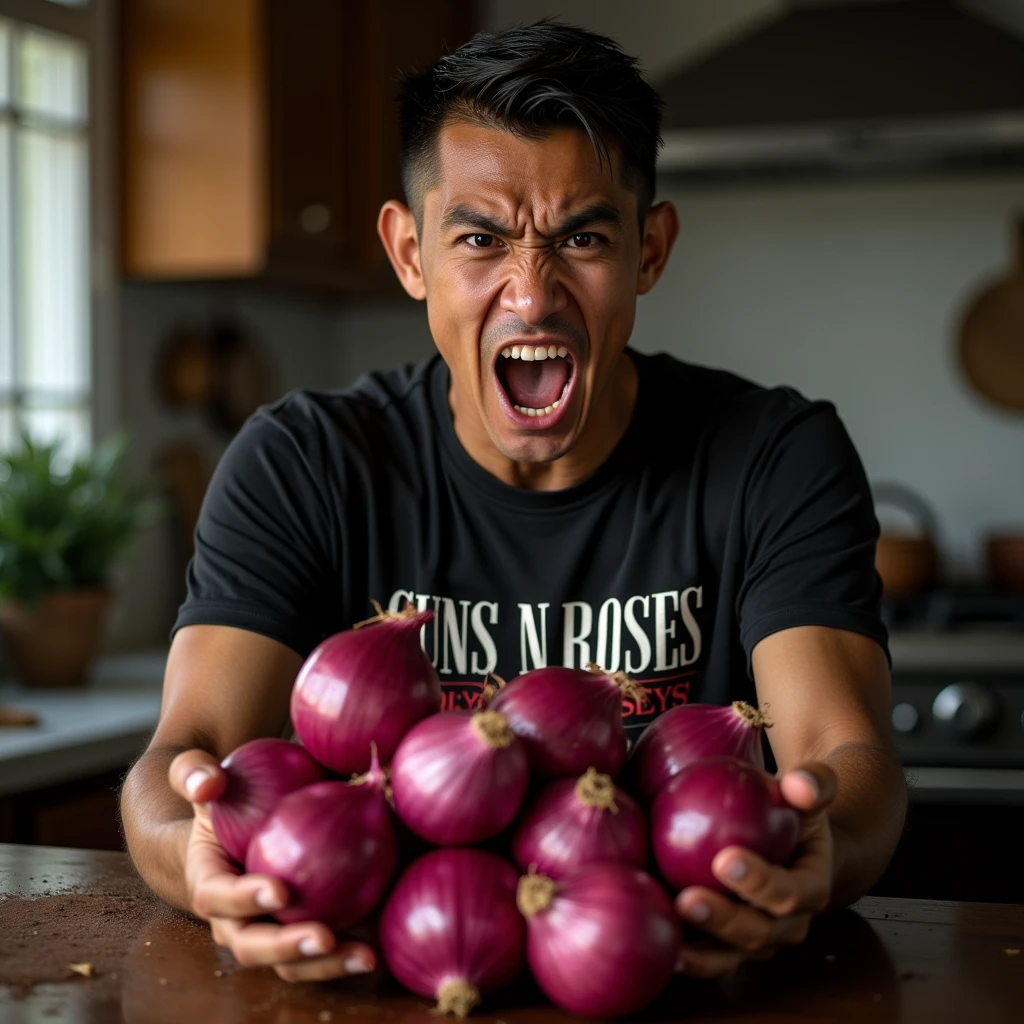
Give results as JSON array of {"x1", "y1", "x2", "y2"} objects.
[{"x1": 501, "y1": 358, "x2": 569, "y2": 409}]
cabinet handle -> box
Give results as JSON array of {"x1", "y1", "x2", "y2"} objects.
[{"x1": 299, "y1": 204, "x2": 332, "y2": 234}]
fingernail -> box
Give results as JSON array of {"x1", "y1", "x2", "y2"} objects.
[
  {"x1": 299, "y1": 937, "x2": 329, "y2": 957},
  {"x1": 796, "y1": 769, "x2": 820, "y2": 799},
  {"x1": 255, "y1": 887, "x2": 283, "y2": 911},
  {"x1": 343, "y1": 955, "x2": 371, "y2": 975},
  {"x1": 686, "y1": 901, "x2": 711, "y2": 923},
  {"x1": 185, "y1": 768, "x2": 212, "y2": 800},
  {"x1": 726, "y1": 858, "x2": 749, "y2": 881}
]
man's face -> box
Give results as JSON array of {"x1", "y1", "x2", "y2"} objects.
[{"x1": 417, "y1": 122, "x2": 645, "y2": 465}]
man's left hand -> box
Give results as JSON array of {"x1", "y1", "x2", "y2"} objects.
[{"x1": 674, "y1": 762, "x2": 837, "y2": 978}]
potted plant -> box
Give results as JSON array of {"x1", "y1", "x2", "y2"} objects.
[{"x1": 0, "y1": 431, "x2": 160, "y2": 687}]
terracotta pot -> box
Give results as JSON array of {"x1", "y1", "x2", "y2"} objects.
[
  {"x1": 986, "y1": 534, "x2": 1024, "y2": 593},
  {"x1": 0, "y1": 589, "x2": 112, "y2": 687},
  {"x1": 872, "y1": 482, "x2": 941, "y2": 598}
]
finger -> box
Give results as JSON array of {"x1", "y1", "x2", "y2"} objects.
[
  {"x1": 676, "y1": 886, "x2": 776, "y2": 953},
  {"x1": 222, "y1": 921, "x2": 344, "y2": 969},
  {"x1": 779, "y1": 762, "x2": 837, "y2": 812},
  {"x1": 192, "y1": 870, "x2": 290, "y2": 920},
  {"x1": 676, "y1": 944, "x2": 748, "y2": 979},
  {"x1": 274, "y1": 943, "x2": 378, "y2": 984},
  {"x1": 711, "y1": 846, "x2": 829, "y2": 917},
  {"x1": 170, "y1": 749, "x2": 227, "y2": 805}
]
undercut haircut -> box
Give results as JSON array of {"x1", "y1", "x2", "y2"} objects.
[{"x1": 397, "y1": 21, "x2": 664, "y2": 232}]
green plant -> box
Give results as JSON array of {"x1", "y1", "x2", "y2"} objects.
[{"x1": 0, "y1": 431, "x2": 162, "y2": 605}]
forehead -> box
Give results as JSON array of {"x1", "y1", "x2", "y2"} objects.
[{"x1": 426, "y1": 120, "x2": 632, "y2": 225}]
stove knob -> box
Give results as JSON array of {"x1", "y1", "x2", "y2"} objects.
[
  {"x1": 932, "y1": 683, "x2": 1000, "y2": 741},
  {"x1": 891, "y1": 703, "x2": 920, "y2": 734}
]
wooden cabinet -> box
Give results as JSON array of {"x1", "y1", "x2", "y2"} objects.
[{"x1": 121, "y1": 0, "x2": 474, "y2": 291}]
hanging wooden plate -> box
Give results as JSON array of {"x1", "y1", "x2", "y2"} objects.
[{"x1": 958, "y1": 218, "x2": 1024, "y2": 413}]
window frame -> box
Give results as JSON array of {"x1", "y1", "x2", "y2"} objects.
[{"x1": 0, "y1": 0, "x2": 118, "y2": 451}]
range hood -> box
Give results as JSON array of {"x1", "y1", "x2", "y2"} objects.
[{"x1": 657, "y1": 1, "x2": 1024, "y2": 181}]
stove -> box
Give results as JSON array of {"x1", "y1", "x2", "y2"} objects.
[{"x1": 873, "y1": 588, "x2": 1024, "y2": 902}]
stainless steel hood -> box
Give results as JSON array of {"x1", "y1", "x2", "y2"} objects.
[{"x1": 657, "y1": 1, "x2": 1024, "y2": 181}]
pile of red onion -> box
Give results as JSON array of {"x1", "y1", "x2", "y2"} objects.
[{"x1": 204, "y1": 602, "x2": 801, "y2": 1018}]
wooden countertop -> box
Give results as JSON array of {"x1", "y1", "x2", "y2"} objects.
[{"x1": 2, "y1": 845, "x2": 1022, "y2": 1023}]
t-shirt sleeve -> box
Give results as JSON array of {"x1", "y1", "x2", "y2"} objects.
[
  {"x1": 737, "y1": 396, "x2": 889, "y2": 668},
  {"x1": 171, "y1": 407, "x2": 339, "y2": 657}
]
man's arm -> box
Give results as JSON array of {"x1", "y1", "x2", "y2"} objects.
[
  {"x1": 675, "y1": 625, "x2": 906, "y2": 977},
  {"x1": 121, "y1": 624, "x2": 375, "y2": 981}
]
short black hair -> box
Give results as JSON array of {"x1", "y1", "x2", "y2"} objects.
[{"x1": 398, "y1": 21, "x2": 663, "y2": 230}]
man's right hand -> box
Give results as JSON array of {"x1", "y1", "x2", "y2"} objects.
[{"x1": 168, "y1": 749, "x2": 377, "y2": 982}]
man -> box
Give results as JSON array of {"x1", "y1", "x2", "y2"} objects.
[{"x1": 121, "y1": 22, "x2": 906, "y2": 984}]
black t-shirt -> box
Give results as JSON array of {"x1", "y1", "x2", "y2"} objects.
[{"x1": 173, "y1": 349, "x2": 888, "y2": 743}]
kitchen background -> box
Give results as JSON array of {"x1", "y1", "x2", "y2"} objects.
[{"x1": 1, "y1": 0, "x2": 1022, "y2": 899}]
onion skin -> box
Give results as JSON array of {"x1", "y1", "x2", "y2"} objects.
[
  {"x1": 518, "y1": 863, "x2": 679, "y2": 1019},
  {"x1": 245, "y1": 757, "x2": 397, "y2": 931},
  {"x1": 290, "y1": 605, "x2": 441, "y2": 775},
  {"x1": 489, "y1": 665, "x2": 641, "y2": 779},
  {"x1": 651, "y1": 756, "x2": 800, "y2": 893},
  {"x1": 390, "y1": 710, "x2": 529, "y2": 846},
  {"x1": 510, "y1": 768, "x2": 648, "y2": 879},
  {"x1": 209, "y1": 738, "x2": 325, "y2": 864},
  {"x1": 380, "y1": 848, "x2": 526, "y2": 1016},
  {"x1": 627, "y1": 700, "x2": 768, "y2": 804}
]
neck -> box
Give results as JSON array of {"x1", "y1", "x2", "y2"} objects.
[{"x1": 449, "y1": 350, "x2": 639, "y2": 491}]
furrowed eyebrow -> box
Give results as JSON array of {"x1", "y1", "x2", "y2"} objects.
[{"x1": 441, "y1": 202, "x2": 623, "y2": 238}]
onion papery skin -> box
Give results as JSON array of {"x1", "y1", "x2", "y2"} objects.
[
  {"x1": 489, "y1": 666, "x2": 637, "y2": 779},
  {"x1": 245, "y1": 763, "x2": 397, "y2": 931},
  {"x1": 390, "y1": 710, "x2": 529, "y2": 846},
  {"x1": 209, "y1": 738, "x2": 325, "y2": 865},
  {"x1": 518, "y1": 863, "x2": 679, "y2": 1019},
  {"x1": 627, "y1": 700, "x2": 768, "y2": 804},
  {"x1": 380, "y1": 848, "x2": 526, "y2": 1017},
  {"x1": 510, "y1": 768, "x2": 648, "y2": 880},
  {"x1": 290, "y1": 607, "x2": 441, "y2": 775},
  {"x1": 651, "y1": 756, "x2": 800, "y2": 893}
]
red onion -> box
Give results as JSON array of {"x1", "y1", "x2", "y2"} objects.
[
  {"x1": 517, "y1": 863, "x2": 679, "y2": 1019},
  {"x1": 245, "y1": 746, "x2": 397, "y2": 930},
  {"x1": 489, "y1": 663, "x2": 643, "y2": 779},
  {"x1": 208, "y1": 738, "x2": 325, "y2": 864},
  {"x1": 380, "y1": 848, "x2": 526, "y2": 1017},
  {"x1": 290, "y1": 602, "x2": 441, "y2": 775},
  {"x1": 510, "y1": 768, "x2": 648, "y2": 879},
  {"x1": 651, "y1": 755, "x2": 800, "y2": 893},
  {"x1": 627, "y1": 701, "x2": 769, "y2": 804},
  {"x1": 390, "y1": 710, "x2": 529, "y2": 846}
]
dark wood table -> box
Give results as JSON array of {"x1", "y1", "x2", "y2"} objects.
[{"x1": 2, "y1": 844, "x2": 1022, "y2": 1023}]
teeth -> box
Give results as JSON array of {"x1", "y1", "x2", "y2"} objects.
[
  {"x1": 500, "y1": 345, "x2": 572, "y2": 362},
  {"x1": 513, "y1": 402, "x2": 560, "y2": 416}
]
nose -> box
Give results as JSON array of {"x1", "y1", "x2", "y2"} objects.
[{"x1": 498, "y1": 252, "x2": 568, "y2": 327}]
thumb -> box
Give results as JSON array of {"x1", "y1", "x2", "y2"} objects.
[
  {"x1": 779, "y1": 761, "x2": 837, "y2": 813},
  {"x1": 170, "y1": 748, "x2": 227, "y2": 806}
]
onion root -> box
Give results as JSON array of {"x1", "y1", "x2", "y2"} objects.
[
  {"x1": 353, "y1": 599, "x2": 421, "y2": 629},
  {"x1": 434, "y1": 979, "x2": 481, "y2": 1018},
  {"x1": 585, "y1": 662, "x2": 647, "y2": 705},
  {"x1": 732, "y1": 700, "x2": 772, "y2": 729},
  {"x1": 574, "y1": 767, "x2": 619, "y2": 813},
  {"x1": 517, "y1": 872, "x2": 556, "y2": 917},
  {"x1": 471, "y1": 710, "x2": 515, "y2": 748}
]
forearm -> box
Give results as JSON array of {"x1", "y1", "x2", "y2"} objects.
[
  {"x1": 823, "y1": 740, "x2": 907, "y2": 908},
  {"x1": 121, "y1": 746, "x2": 195, "y2": 911}
]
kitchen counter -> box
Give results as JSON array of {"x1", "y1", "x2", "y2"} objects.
[
  {"x1": 2, "y1": 845, "x2": 1022, "y2": 1023},
  {"x1": 0, "y1": 652, "x2": 166, "y2": 798}
]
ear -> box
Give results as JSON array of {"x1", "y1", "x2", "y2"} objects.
[
  {"x1": 377, "y1": 200, "x2": 426, "y2": 300},
  {"x1": 636, "y1": 201, "x2": 679, "y2": 295}
]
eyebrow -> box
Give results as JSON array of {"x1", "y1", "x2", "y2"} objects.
[{"x1": 440, "y1": 201, "x2": 623, "y2": 237}]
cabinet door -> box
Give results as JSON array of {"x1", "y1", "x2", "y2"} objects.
[{"x1": 264, "y1": 0, "x2": 351, "y2": 279}]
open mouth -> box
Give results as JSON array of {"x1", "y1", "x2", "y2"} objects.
[{"x1": 494, "y1": 343, "x2": 576, "y2": 423}]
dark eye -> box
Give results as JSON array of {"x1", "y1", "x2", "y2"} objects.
[
  {"x1": 567, "y1": 233, "x2": 596, "y2": 248},
  {"x1": 466, "y1": 234, "x2": 495, "y2": 248}
]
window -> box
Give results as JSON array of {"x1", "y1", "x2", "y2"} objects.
[{"x1": 0, "y1": 0, "x2": 91, "y2": 458}]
